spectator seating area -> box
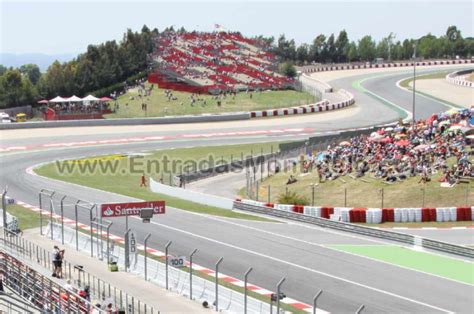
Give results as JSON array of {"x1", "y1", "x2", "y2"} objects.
[
  {"x1": 0, "y1": 250, "x2": 101, "y2": 313},
  {"x1": 237, "y1": 107, "x2": 474, "y2": 224},
  {"x1": 149, "y1": 31, "x2": 293, "y2": 94}
]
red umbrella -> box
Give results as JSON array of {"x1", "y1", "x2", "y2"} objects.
[
  {"x1": 37, "y1": 99, "x2": 49, "y2": 104},
  {"x1": 100, "y1": 97, "x2": 113, "y2": 102},
  {"x1": 395, "y1": 139, "x2": 410, "y2": 146}
]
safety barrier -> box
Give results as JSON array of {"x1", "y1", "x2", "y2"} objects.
[
  {"x1": 250, "y1": 89, "x2": 355, "y2": 118},
  {"x1": 301, "y1": 59, "x2": 474, "y2": 74},
  {"x1": 445, "y1": 69, "x2": 474, "y2": 88},
  {"x1": 233, "y1": 201, "x2": 474, "y2": 258},
  {"x1": 237, "y1": 199, "x2": 473, "y2": 224}
]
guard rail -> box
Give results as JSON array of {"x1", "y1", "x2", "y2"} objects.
[{"x1": 233, "y1": 202, "x2": 474, "y2": 259}]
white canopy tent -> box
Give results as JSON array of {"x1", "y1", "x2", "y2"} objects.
[
  {"x1": 82, "y1": 94, "x2": 99, "y2": 101},
  {"x1": 49, "y1": 96, "x2": 68, "y2": 103},
  {"x1": 66, "y1": 95, "x2": 83, "y2": 102}
]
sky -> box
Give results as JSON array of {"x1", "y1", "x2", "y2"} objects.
[{"x1": 1, "y1": 0, "x2": 473, "y2": 55}]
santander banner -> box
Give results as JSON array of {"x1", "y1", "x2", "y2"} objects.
[{"x1": 100, "y1": 201, "x2": 166, "y2": 218}]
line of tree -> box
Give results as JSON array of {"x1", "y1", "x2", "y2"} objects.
[
  {"x1": 1, "y1": 25, "x2": 472, "y2": 109},
  {"x1": 258, "y1": 26, "x2": 473, "y2": 65},
  {"x1": 0, "y1": 25, "x2": 156, "y2": 109}
]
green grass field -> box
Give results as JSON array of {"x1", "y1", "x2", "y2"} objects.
[
  {"x1": 107, "y1": 83, "x2": 315, "y2": 118},
  {"x1": 399, "y1": 70, "x2": 452, "y2": 89},
  {"x1": 35, "y1": 143, "x2": 282, "y2": 221},
  {"x1": 327, "y1": 245, "x2": 474, "y2": 284},
  {"x1": 243, "y1": 161, "x2": 472, "y2": 208},
  {"x1": 8, "y1": 204, "x2": 46, "y2": 230}
]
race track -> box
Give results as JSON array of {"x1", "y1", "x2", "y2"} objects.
[{"x1": 1, "y1": 66, "x2": 473, "y2": 313}]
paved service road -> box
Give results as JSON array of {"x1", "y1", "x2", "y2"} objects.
[{"x1": 1, "y1": 67, "x2": 473, "y2": 313}]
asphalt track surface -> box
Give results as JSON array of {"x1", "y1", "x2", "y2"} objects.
[{"x1": 1, "y1": 67, "x2": 473, "y2": 313}]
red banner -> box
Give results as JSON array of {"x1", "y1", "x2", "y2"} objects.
[{"x1": 100, "y1": 201, "x2": 165, "y2": 218}]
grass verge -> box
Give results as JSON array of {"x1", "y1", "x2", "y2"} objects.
[
  {"x1": 8, "y1": 204, "x2": 47, "y2": 230},
  {"x1": 35, "y1": 143, "x2": 284, "y2": 222},
  {"x1": 109, "y1": 84, "x2": 315, "y2": 118},
  {"x1": 327, "y1": 244, "x2": 474, "y2": 285},
  {"x1": 399, "y1": 70, "x2": 452, "y2": 88},
  {"x1": 243, "y1": 160, "x2": 472, "y2": 208}
]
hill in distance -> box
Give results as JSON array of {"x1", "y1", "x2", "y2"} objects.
[{"x1": 0, "y1": 53, "x2": 76, "y2": 71}]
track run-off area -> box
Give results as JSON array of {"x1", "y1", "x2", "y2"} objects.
[{"x1": 1, "y1": 65, "x2": 473, "y2": 313}]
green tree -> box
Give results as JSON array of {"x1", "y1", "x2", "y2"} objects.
[
  {"x1": 19, "y1": 64, "x2": 41, "y2": 85},
  {"x1": 309, "y1": 34, "x2": 326, "y2": 62},
  {"x1": 296, "y1": 44, "x2": 309, "y2": 65},
  {"x1": 0, "y1": 65, "x2": 8, "y2": 76},
  {"x1": 0, "y1": 69, "x2": 36, "y2": 108},
  {"x1": 325, "y1": 34, "x2": 336, "y2": 62},
  {"x1": 358, "y1": 35, "x2": 376, "y2": 61},
  {"x1": 280, "y1": 61, "x2": 297, "y2": 78},
  {"x1": 335, "y1": 30, "x2": 349, "y2": 62},
  {"x1": 346, "y1": 41, "x2": 358, "y2": 62}
]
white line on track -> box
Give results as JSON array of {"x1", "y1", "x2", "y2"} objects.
[
  {"x1": 140, "y1": 217, "x2": 453, "y2": 313},
  {"x1": 166, "y1": 211, "x2": 474, "y2": 286},
  {"x1": 395, "y1": 76, "x2": 458, "y2": 110}
]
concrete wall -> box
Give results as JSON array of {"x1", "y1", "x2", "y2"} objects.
[
  {"x1": 149, "y1": 177, "x2": 233, "y2": 210},
  {"x1": 0, "y1": 112, "x2": 250, "y2": 130},
  {"x1": 446, "y1": 69, "x2": 474, "y2": 88}
]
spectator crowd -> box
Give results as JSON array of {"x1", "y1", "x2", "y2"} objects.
[{"x1": 300, "y1": 108, "x2": 473, "y2": 187}]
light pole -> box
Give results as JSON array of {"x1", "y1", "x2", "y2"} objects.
[{"x1": 412, "y1": 43, "x2": 417, "y2": 127}]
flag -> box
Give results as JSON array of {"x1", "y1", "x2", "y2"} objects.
[{"x1": 214, "y1": 23, "x2": 226, "y2": 32}]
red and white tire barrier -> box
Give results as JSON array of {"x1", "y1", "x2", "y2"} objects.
[
  {"x1": 237, "y1": 199, "x2": 473, "y2": 224},
  {"x1": 16, "y1": 200, "x2": 320, "y2": 313},
  {"x1": 250, "y1": 90, "x2": 355, "y2": 118},
  {"x1": 302, "y1": 59, "x2": 474, "y2": 74},
  {"x1": 446, "y1": 70, "x2": 474, "y2": 88}
]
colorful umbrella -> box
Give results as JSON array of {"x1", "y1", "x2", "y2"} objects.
[
  {"x1": 445, "y1": 108, "x2": 460, "y2": 116},
  {"x1": 37, "y1": 99, "x2": 49, "y2": 104},
  {"x1": 395, "y1": 139, "x2": 410, "y2": 146},
  {"x1": 438, "y1": 121, "x2": 450, "y2": 128},
  {"x1": 414, "y1": 144, "x2": 429, "y2": 151},
  {"x1": 448, "y1": 125, "x2": 462, "y2": 132},
  {"x1": 339, "y1": 141, "x2": 351, "y2": 146}
]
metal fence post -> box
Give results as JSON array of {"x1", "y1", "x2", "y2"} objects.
[
  {"x1": 380, "y1": 188, "x2": 384, "y2": 209},
  {"x1": 267, "y1": 185, "x2": 271, "y2": 204},
  {"x1": 49, "y1": 198, "x2": 54, "y2": 240},
  {"x1": 244, "y1": 267, "x2": 253, "y2": 314},
  {"x1": 165, "y1": 241, "x2": 172, "y2": 290},
  {"x1": 124, "y1": 229, "x2": 131, "y2": 270},
  {"x1": 74, "y1": 200, "x2": 80, "y2": 251},
  {"x1": 89, "y1": 206, "x2": 94, "y2": 257},
  {"x1": 356, "y1": 304, "x2": 365, "y2": 313},
  {"x1": 313, "y1": 290, "x2": 322, "y2": 314},
  {"x1": 144, "y1": 234, "x2": 151, "y2": 281},
  {"x1": 106, "y1": 222, "x2": 112, "y2": 264},
  {"x1": 2, "y1": 188, "x2": 7, "y2": 238},
  {"x1": 215, "y1": 257, "x2": 223, "y2": 312},
  {"x1": 344, "y1": 187, "x2": 347, "y2": 207},
  {"x1": 38, "y1": 193, "x2": 44, "y2": 237},
  {"x1": 256, "y1": 181, "x2": 259, "y2": 201},
  {"x1": 60, "y1": 196, "x2": 66, "y2": 245},
  {"x1": 276, "y1": 277, "x2": 285, "y2": 314},
  {"x1": 189, "y1": 248, "x2": 198, "y2": 300},
  {"x1": 311, "y1": 184, "x2": 315, "y2": 206}
]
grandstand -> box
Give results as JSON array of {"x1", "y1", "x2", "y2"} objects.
[{"x1": 149, "y1": 31, "x2": 294, "y2": 94}]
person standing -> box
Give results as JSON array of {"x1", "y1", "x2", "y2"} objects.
[{"x1": 52, "y1": 245, "x2": 65, "y2": 278}]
